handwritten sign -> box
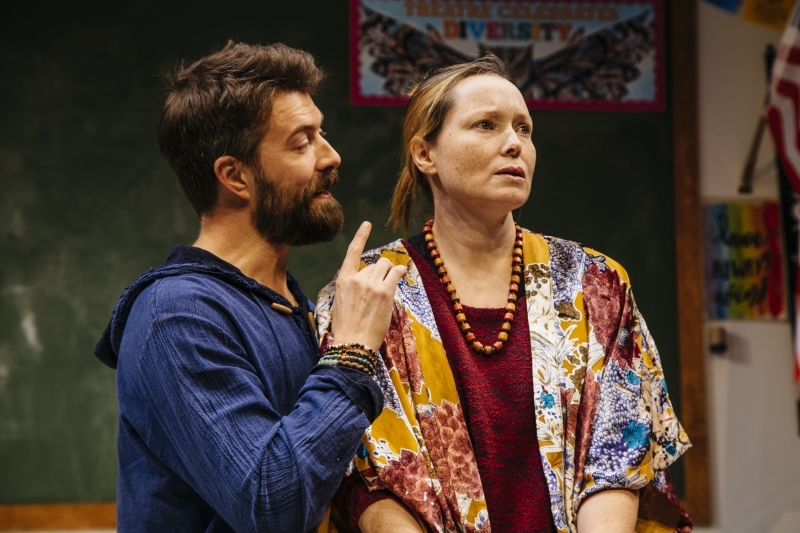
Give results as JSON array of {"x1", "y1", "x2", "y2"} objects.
[
  {"x1": 351, "y1": 0, "x2": 665, "y2": 110},
  {"x1": 703, "y1": 201, "x2": 787, "y2": 320}
]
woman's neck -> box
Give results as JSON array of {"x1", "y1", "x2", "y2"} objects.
[{"x1": 429, "y1": 209, "x2": 518, "y2": 308}]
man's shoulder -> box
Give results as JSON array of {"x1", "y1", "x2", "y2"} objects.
[
  {"x1": 117, "y1": 272, "x2": 255, "y2": 366},
  {"x1": 125, "y1": 271, "x2": 250, "y2": 327},
  {"x1": 150, "y1": 270, "x2": 236, "y2": 296}
]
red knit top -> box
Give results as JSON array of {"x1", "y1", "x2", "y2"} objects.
[{"x1": 334, "y1": 238, "x2": 555, "y2": 533}]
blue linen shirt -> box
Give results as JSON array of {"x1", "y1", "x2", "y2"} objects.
[{"x1": 94, "y1": 246, "x2": 382, "y2": 533}]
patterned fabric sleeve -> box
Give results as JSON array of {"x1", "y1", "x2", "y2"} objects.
[{"x1": 577, "y1": 257, "x2": 692, "y2": 532}]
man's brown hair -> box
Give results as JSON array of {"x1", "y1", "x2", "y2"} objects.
[{"x1": 158, "y1": 41, "x2": 325, "y2": 216}]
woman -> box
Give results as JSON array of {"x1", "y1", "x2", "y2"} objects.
[{"x1": 317, "y1": 56, "x2": 691, "y2": 533}]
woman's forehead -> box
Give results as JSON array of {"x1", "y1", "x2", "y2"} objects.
[{"x1": 450, "y1": 75, "x2": 528, "y2": 114}]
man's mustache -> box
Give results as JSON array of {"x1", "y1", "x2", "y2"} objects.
[{"x1": 305, "y1": 168, "x2": 339, "y2": 198}]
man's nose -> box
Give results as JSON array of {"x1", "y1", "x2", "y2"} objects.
[{"x1": 318, "y1": 136, "x2": 341, "y2": 169}]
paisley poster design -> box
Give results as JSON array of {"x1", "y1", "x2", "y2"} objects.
[{"x1": 350, "y1": 0, "x2": 666, "y2": 110}]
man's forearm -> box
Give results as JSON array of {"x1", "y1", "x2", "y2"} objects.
[
  {"x1": 146, "y1": 369, "x2": 376, "y2": 533},
  {"x1": 136, "y1": 319, "x2": 382, "y2": 533},
  {"x1": 260, "y1": 368, "x2": 382, "y2": 530}
]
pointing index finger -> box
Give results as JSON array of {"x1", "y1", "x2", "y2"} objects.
[{"x1": 340, "y1": 221, "x2": 371, "y2": 275}]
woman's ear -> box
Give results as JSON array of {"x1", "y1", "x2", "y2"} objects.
[
  {"x1": 213, "y1": 155, "x2": 251, "y2": 203},
  {"x1": 410, "y1": 137, "x2": 436, "y2": 177}
]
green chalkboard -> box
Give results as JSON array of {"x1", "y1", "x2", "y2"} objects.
[{"x1": 0, "y1": 0, "x2": 681, "y2": 503}]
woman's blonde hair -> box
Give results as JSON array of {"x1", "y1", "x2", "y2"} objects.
[{"x1": 388, "y1": 54, "x2": 510, "y2": 235}]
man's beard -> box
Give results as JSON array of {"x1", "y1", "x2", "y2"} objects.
[{"x1": 252, "y1": 167, "x2": 344, "y2": 246}]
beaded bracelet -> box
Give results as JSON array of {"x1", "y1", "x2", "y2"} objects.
[
  {"x1": 321, "y1": 351, "x2": 376, "y2": 367},
  {"x1": 327, "y1": 342, "x2": 378, "y2": 360},
  {"x1": 319, "y1": 352, "x2": 376, "y2": 374},
  {"x1": 319, "y1": 343, "x2": 380, "y2": 377},
  {"x1": 318, "y1": 356, "x2": 374, "y2": 377},
  {"x1": 333, "y1": 349, "x2": 379, "y2": 366},
  {"x1": 326, "y1": 344, "x2": 380, "y2": 366}
]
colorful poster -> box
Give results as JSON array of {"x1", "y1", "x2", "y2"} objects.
[
  {"x1": 703, "y1": 201, "x2": 787, "y2": 320},
  {"x1": 351, "y1": 0, "x2": 665, "y2": 110},
  {"x1": 742, "y1": 0, "x2": 795, "y2": 30}
]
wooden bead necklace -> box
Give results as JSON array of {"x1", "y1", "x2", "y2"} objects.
[{"x1": 422, "y1": 219, "x2": 523, "y2": 357}]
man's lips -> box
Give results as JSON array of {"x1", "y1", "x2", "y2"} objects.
[{"x1": 312, "y1": 190, "x2": 332, "y2": 199}]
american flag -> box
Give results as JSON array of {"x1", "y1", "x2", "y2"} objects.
[{"x1": 766, "y1": 0, "x2": 800, "y2": 407}]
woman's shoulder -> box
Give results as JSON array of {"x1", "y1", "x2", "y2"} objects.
[
  {"x1": 525, "y1": 230, "x2": 631, "y2": 287},
  {"x1": 361, "y1": 238, "x2": 408, "y2": 266}
]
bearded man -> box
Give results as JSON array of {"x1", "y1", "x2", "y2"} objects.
[{"x1": 94, "y1": 42, "x2": 406, "y2": 533}]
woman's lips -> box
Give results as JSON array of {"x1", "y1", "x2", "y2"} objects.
[{"x1": 496, "y1": 166, "x2": 526, "y2": 180}]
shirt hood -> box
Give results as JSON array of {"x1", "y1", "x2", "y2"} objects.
[{"x1": 93, "y1": 245, "x2": 308, "y2": 369}]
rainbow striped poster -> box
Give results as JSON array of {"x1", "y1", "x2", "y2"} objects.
[{"x1": 703, "y1": 201, "x2": 787, "y2": 320}]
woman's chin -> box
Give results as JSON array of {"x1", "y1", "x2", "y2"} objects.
[
  {"x1": 485, "y1": 188, "x2": 531, "y2": 211},
  {"x1": 441, "y1": 196, "x2": 528, "y2": 221}
]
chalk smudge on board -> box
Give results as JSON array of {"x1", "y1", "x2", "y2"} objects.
[
  {"x1": 20, "y1": 311, "x2": 42, "y2": 352},
  {"x1": 0, "y1": 364, "x2": 8, "y2": 391},
  {"x1": 6, "y1": 284, "x2": 43, "y2": 355}
]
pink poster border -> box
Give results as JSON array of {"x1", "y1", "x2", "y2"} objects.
[{"x1": 349, "y1": 0, "x2": 666, "y2": 111}]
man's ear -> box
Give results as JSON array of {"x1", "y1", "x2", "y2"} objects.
[
  {"x1": 213, "y1": 155, "x2": 251, "y2": 202},
  {"x1": 410, "y1": 137, "x2": 436, "y2": 177}
]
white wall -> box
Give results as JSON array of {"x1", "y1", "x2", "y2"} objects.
[{"x1": 696, "y1": 3, "x2": 800, "y2": 533}]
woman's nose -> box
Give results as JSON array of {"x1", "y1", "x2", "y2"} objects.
[{"x1": 503, "y1": 128, "x2": 522, "y2": 157}]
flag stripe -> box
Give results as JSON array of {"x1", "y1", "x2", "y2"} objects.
[
  {"x1": 770, "y1": 84, "x2": 800, "y2": 175},
  {"x1": 784, "y1": 45, "x2": 800, "y2": 65},
  {"x1": 774, "y1": 79, "x2": 800, "y2": 157},
  {"x1": 767, "y1": 0, "x2": 800, "y2": 403}
]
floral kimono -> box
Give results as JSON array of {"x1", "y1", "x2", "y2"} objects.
[{"x1": 316, "y1": 231, "x2": 692, "y2": 533}]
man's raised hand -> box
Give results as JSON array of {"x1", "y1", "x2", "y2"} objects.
[{"x1": 331, "y1": 221, "x2": 407, "y2": 351}]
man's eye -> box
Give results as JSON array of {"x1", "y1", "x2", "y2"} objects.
[
  {"x1": 518, "y1": 124, "x2": 532, "y2": 135},
  {"x1": 319, "y1": 130, "x2": 328, "y2": 137},
  {"x1": 476, "y1": 120, "x2": 492, "y2": 130}
]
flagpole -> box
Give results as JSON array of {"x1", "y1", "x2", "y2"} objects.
[{"x1": 738, "y1": 45, "x2": 777, "y2": 194}]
